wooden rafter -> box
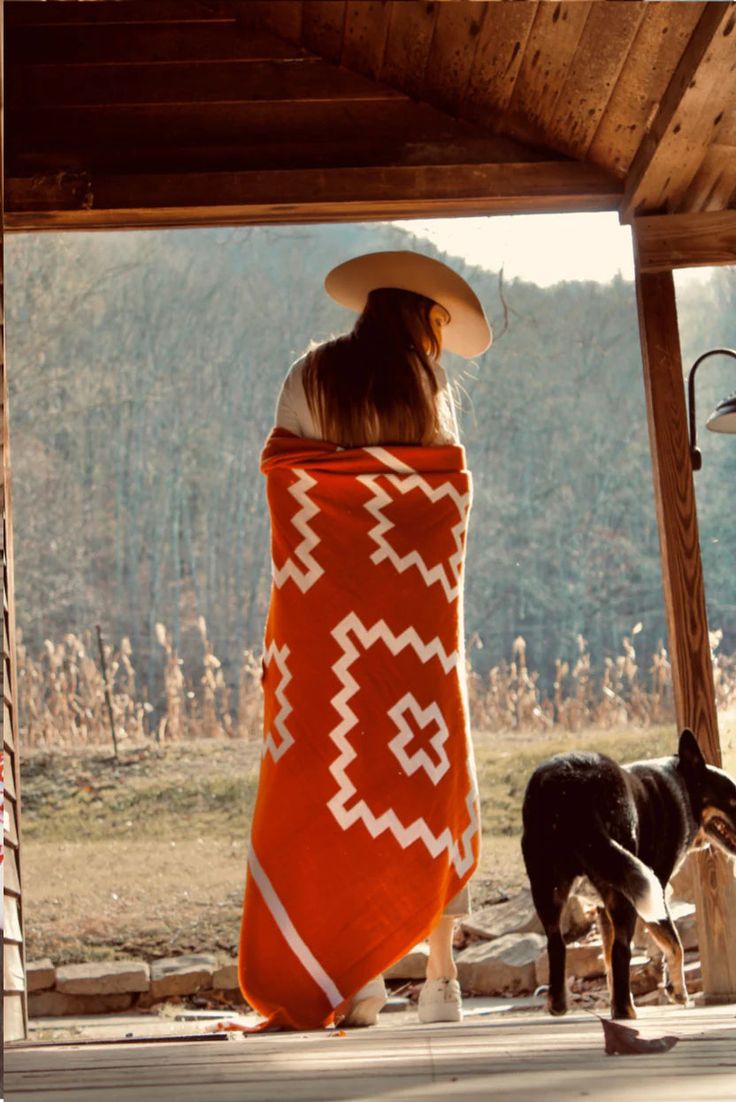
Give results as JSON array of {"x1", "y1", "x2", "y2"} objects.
[
  {"x1": 621, "y1": 3, "x2": 736, "y2": 220},
  {"x1": 4, "y1": 160, "x2": 621, "y2": 233}
]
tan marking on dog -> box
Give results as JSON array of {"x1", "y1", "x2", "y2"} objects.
[{"x1": 646, "y1": 922, "x2": 690, "y2": 1005}]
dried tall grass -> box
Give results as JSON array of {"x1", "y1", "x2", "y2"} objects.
[
  {"x1": 16, "y1": 622, "x2": 736, "y2": 749},
  {"x1": 467, "y1": 626, "x2": 736, "y2": 733}
]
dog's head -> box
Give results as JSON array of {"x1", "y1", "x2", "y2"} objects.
[{"x1": 678, "y1": 729, "x2": 736, "y2": 857}]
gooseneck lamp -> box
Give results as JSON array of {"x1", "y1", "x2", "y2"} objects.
[{"x1": 686, "y1": 348, "x2": 736, "y2": 471}]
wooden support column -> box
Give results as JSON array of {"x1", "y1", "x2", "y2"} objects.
[
  {"x1": 2, "y1": 3, "x2": 29, "y2": 1042},
  {"x1": 634, "y1": 255, "x2": 736, "y2": 1003}
]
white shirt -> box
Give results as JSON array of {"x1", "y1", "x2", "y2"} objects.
[{"x1": 274, "y1": 356, "x2": 460, "y2": 445}]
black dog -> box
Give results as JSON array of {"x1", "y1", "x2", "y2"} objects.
[{"x1": 521, "y1": 729, "x2": 736, "y2": 1019}]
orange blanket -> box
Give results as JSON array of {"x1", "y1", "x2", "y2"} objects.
[{"x1": 238, "y1": 429, "x2": 480, "y2": 1029}]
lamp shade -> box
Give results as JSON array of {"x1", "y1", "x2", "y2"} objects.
[{"x1": 706, "y1": 393, "x2": 736, "y2": 434}]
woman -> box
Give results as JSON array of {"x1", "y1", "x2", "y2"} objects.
[{"x1": 238, "y1": 251, "x2": 491, "y2": 1031}]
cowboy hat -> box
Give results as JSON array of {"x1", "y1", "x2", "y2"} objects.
[{"x1": 324, "y1": 250, "x2": 492, "y2": 358}]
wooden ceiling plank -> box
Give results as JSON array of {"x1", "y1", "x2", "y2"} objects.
[
  {"x1": 7, "y1": 99, "x2": 498, "y2": 155},
  {"x1": 10, "y1": 130, "x2": 552, "y2": 177},
  {"x1": 507, "y1": 1, "x2": 593, "y2": 139},
  {"x1": 461, "y1": 1, "x2": 539, "y2": 126},
  {"x1": 302, "y1": 1, "x2": 346, "y2": 65},
  {"x1": 588, "y1": 2, "x2": 706, "y2": 178},
  {"x1": 7, "y1": 59, "x2": 405, "y2": 109},
  {"x1": 634, "y1": 209, "x2": 736, "y2": 271},
  {"x1": 342, "y1": 0, "x2": 393, "y2": 82},
  {"x1": 380, "y1": 1, "x2": 438, "y2": 100},
  {"x1": 421, "y1": 1, "x2": 489, "y2": 116},
  {"x1": 681, "y1": 144, "x2": 736, "y2": 214},
  {"x1": 247, "y1": 1, "x2": 304, "y2": 44},
  {"x1": 4, "y1": 161, "x2": 622, "y2": 232},
  {"x1": 677, "y1": 80, "x2": 736, "y2": 212},
  {"x1": 4, "y1": 1, "x2": 239, "y2": 26},
  {"x1": 622, "y1": 3, "x2": 736, "y2": 219},
  {"x1": 6, "y1": 22, "x2": 307, "y2": 65},
  {"x1": 545, "y1": 1, "x2": 646, "y2": 161}
]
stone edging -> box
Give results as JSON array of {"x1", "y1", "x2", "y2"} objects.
[{"x1": 27, "y1": 953, "x2": 246, "y2": 1018}]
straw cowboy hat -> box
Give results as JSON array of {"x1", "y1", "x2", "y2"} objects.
[{"x1": 324, "y1": 250, "x2": 492, "y2": 358}]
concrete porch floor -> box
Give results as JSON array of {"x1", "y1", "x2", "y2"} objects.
[{"x1": 5, "y1": 1002, "x2": 736, "y2": 1101}]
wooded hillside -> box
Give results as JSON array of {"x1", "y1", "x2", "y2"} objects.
[{"x1": 6, "y1": 223, "x2": 735, "y2": 714}]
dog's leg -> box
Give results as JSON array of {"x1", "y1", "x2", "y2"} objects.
[
  {"x1": 646, "y1": 912, "x2": 691, "y2": 1008},
  {"x1": 597, "y1": 905, "x2": 615, "y2": 1001},
  {"x1": 530, "y1": 876, "x2": 573, "y2": 1017},
  {"x1": 605, "y1": 891, "x2": 638, "y2": 1020}
]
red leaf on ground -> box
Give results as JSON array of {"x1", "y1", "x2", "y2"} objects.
[{"x1": 599, "y1": 1016, "x2": 679, "y2": 1056}]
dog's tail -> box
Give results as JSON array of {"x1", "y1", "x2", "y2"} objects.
[{"x1": 575, "y1": 829, "x2": 668, "y2": 924}]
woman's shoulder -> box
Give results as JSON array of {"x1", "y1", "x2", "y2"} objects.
[
  {"x1": 275, "y1": 352, "x2": 320, "y2": 437},
  {"x1": 432, "y1": 361, "x2": 450, "y2": 387},
  {"x1": 283, "y1": 351, "x2": 310, "y2": 385}
]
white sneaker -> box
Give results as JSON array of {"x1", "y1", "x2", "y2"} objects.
[
  {"x1": 341, "y1": 976, "x2": 387, "y2": 1027},
  {"x1": 417, "y1": 977, "x2": 463, "y2": 1023}
]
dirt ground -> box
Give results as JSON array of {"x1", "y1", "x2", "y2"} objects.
[{"x1": 19, "y1": 717, "x2": 736, "y2": 966}]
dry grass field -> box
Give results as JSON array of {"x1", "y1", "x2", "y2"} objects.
[
  {"x1": 16, "y1": 621, "x2": 736, "y2": 966},
  {"x1": 21, "y1": 716, "x2": 735, "y2": 968}
]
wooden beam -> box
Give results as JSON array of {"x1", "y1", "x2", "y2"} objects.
[
  {"x1": 634, "y1": 258, "x2": 736, "y2": 1004},
  {"x1": 4, "y1": 160, "x2": 622, "y2": 232},
  {"x1": 622, "y1": 4, "x2": 736, "y2": 220},
  {"x1": 634, "y1": 210, "x2": 736, "y2": 271}
]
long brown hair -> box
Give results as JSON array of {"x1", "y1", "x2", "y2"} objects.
[{"x1": 302, "y1": 287, "x2": 444, "y2": 447}]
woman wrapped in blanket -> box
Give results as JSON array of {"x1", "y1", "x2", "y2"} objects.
[{"x1": 239, "y1": 251, "x2": 491, "y2": 1029}]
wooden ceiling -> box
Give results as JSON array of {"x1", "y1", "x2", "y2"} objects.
[{"x1": 3, "y1": 1, "x2": 736, "y2": 235}]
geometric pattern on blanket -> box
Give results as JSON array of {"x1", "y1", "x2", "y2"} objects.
[
  {"x1": 328, "y1": 611, "x2": 479, "y2": 877},
  {"x1": 261, "y1": 640, "x2": 294, "y2": 762},
  {"x1": 360, "y1": 446, "x2": 470, "y2": 603},
  {"x1": 271, "y1": 468, "x2": 324, "y2": 593}
]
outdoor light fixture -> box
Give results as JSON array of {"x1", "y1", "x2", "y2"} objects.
[{"x1": 686, "y1": 348, "x2": 736, "y2": 471}]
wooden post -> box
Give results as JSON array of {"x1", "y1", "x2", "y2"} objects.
[
  {"x1": 634, "y1": 256, "x2": 736, "y2": 1004},
  {"x1": 1, "y1": 5, "x2": 30, "y2": 1041},
  {"x1": 96, "y1": 624, "x2": 120, "y2": 761}
]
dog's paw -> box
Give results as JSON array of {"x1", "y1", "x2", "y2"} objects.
[
  {"x1": 664, "y1": 983, "x2": 692, "y2": 1008},
  {"x1": 611, "y1": 1003, "x2": 638, "y2": 1021}
]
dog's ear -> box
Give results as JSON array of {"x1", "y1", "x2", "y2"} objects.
[{"x1": 678, "y1": 728, "x2": 706, "y2": 775}]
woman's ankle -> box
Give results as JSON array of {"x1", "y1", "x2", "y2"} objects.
[{"x1": 425, "y1": 961, "x2": 458, "y2": 981}]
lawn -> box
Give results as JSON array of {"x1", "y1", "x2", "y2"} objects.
[{"x1": 19, "y1": 719, "x2": 734, "y2": 966}]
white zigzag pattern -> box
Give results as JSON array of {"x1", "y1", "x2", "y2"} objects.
[
  {"x1": 272, "y1": 469, "x2": 324, "y2": 593},
  {"x1": 360, "y1": 447, "x2": 469, "y2": 602},
  {"x1": 327, "y1": 612, "x2": 479, "y2": 877},
  {"x1": 262, "y1": 640, "x2": 294, "y2": 762},
  {"x1": 387, "y1": 694, "x2": 450, "y2": 786}
]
